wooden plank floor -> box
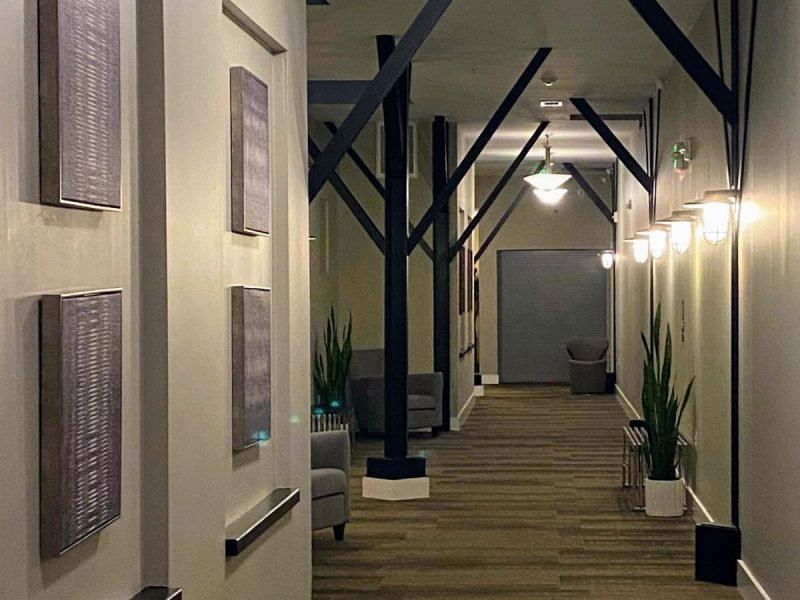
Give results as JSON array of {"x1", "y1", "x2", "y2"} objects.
[{"x1": 312, "y1": 385, "x2": 740, "y2": 600}]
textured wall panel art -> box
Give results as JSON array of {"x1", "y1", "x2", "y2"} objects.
[
  {"x1": 231, "y1": 287, "x2": 272, "y2": 450},
  {"x1": 40, "y1": 290, "x2": 122, "y2": 558},
  {"x1": 39, "y1": 0, "x2": 122, "y2": 209},
  {"x1": 230, "y1": 67, "x2": 270, "y2": 235}
]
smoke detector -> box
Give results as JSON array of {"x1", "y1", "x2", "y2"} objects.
[{"x1": 541, "y1": 74, "x2": 557, "y2": 87}]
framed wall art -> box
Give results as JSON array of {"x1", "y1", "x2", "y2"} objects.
[
  {"x1": 230, "y1": 67, "x2": 270, "y2": 236},
  {"x1": 458, "y1": 247, "x2": 466, "y2": 315},
  {"x1": 40, "y1": 289, "x2": 123, "y2": 557},
  {"x1": 231, "y1": 286, "x2": 272, "y2": 451},
  {"x1": 467, "y1": 249, "x2": 474, "y2": 313},
  {"x1": 39, "y1": 0, "x2": 122, "y2": 210}
]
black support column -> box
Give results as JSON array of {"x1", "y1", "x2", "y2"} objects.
[
  {"x1": 432, "y1": 116, "x2": 450, "y2": 432},
  {"x1": 366, "y1": 35, "x2": 425, "y2": 480}
]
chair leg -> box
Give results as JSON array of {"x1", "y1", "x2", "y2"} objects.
[{"x1": 333, "y1": 523, "x2": 345, "y2": 541}]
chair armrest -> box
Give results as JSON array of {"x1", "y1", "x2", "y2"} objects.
[
  {"x1": 311, "y1": 431, "x2": 350, "y2": 474},
  {"x1": 408, "y1": 372, "x2": 443, "y2": 397}
]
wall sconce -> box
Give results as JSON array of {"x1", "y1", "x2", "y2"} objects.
[
  {"x1": 684, "y1": 189, "x2": 737, "y2": 245},
  {"x1": 657, "y1": 211, "x2": 696, "y2": 255},
  {"x1": 625, "y1": 237, "x2": 650, "y2": 264},
  {"x1": 637, "y1": 226, "x2": 669, "y2": 260},
  {"x1": 600, "y1": 251, "x2": 615, "y2": 270}
]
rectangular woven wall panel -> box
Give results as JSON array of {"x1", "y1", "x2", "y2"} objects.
[
  {"x1": 231, "y1": 287, "x2": 272, "y2": 450},
  {"x1": 40, "y1": 290, "x2": 122, "y2": 557},
  {"x1": 39, "y1": 0, "x2": 121, "y2": 209},
  {"x1": 230, "y1": 67, "x2": 270, "y2": 235}
]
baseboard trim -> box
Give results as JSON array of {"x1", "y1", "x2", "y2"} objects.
[
  {"x1": 738, "y1": 561, "x2": 772, "y2": 600},
  {"x1": 475, "y1": 384, "x2": 485, "y2": 398},
  {"x1": 686, "y1": 483, "x2": 715, "y2": 524},
  {"x1": 482, "y1": 374, "x2": 499, "y2": 385},
  {"x1": 450, "y1": 390, "x2": 476, "y2": 431},
  {"x1": 615, "y1": 384, "x2": 641, "y2": 420}
]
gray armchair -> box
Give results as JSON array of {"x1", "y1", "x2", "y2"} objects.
[
  {"x1": 311, "y1": 430, "x2": 350, "y2": 540},
  {"x1": 349, "y1": 349, "x2": 443, "y2": 435},
  {"x1": 566, "y1": 338, "x2": 609, "y2": 394}
]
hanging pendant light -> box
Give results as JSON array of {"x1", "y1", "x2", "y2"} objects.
[
  {"x1": 524, "y1": 134, "x2": 572, "y2": 193},
  {"x1": 684, "y1": 189, "x2": 737, "y2": 245}
]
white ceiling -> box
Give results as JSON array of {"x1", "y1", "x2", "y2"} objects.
[{"x1": 307, "y1": 0, "x2": 709, "y2": 167}]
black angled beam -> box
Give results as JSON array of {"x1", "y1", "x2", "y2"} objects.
[
  {"x1": 474, "y1": 182, "x2": 532, "y2": 263},
  {"x1": 408, "y1": 47, "x2": 552, "y2": 252},
  {"x1": 570, "y1": 98, "x2": 653, "y2": 194},
  {"x1": 450, "y1": 122, "x2": 548, "y2": 260},
  {"x1": 627, "y1": 0, "x2": 736, "y2": 124},
  {"x1": 308, "y1": 0, "x2": 452, "y2": 201},
  {"x1": 562, "y1": 163, "x2": 614, "y2": 223},
  {"x1": 323, "y1": 122, "x2": 434, "y2": 260},
  {"x1": 308, "y1": 137, "x2": 385, "y2": 253}
]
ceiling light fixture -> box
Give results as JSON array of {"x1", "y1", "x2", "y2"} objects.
[
  {"x1": 539, "y1": 100, "x2": 563, "y2": 108},
  {"x1": 524, "y1": 134, "x2": 572, "y2": 198}
]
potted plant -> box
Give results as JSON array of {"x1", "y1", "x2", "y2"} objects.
[
  {"x1": 313, "y1": 307, "x2": 352, "y2": 415},
  {"x1": 640, "y1": 304, "x2": 694, "y2": 517}
]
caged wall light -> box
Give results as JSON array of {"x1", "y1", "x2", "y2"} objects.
[{"x1": 684, "y1": 189, "x2": 737, "y2": 246}]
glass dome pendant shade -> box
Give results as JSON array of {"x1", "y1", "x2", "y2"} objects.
[
  {"x1": 534, "y1": 187, "x2": 568, "y2": 205},
  {"x1": 684, "y1": 189, "x2": 736, "y2": 246},
  {"x1": 648, "y1": 229, "x2": 668, "y2": 259},
  {"x1": 670, "y1": 220, "x2": 693, "y2": 254},
  {"x1": 624, "y1": 237, "x2": 650, "y2": 264}
]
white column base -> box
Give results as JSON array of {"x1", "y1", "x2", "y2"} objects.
[{"x1": 362, "y1": 476, "x2": 430, "y2": 501}]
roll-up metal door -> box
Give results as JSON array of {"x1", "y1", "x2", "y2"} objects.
[{"x1": 498, "y1": 250, "x2": 608, "y2": 383}]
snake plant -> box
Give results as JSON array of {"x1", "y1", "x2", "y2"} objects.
[
  {"x1": 313, "y1": 307, "x2": 352, "y2": 414},
  {"x1": 640, "y1": 303, "x2": 694, "y2": 481}
]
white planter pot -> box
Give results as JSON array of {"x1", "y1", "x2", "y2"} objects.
[{"x1": 645, "y1": 478, "x2": 684, "y2": 517}]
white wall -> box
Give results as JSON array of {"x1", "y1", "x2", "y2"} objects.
[
  {"x1": 616, "y1": 0, "x2": 733, "y2": 526},
  {"x1": 310, "y1": 119, "x2": 434, "y2": 374},
  {"x1": 0, "y1": 1, "x2": 143, "y2": 598},
  {"x1": 616, "y1": 0, "x2": 800, "y2": 596},
  {"x1": 451, "y1": 126, "x2": 478, "y2": 419},
  {"x1": 153, "y1": 1, "x2": 311, "y2": 597},
  {"x1": 738, "y1": 1, "x2": 800, "y2": 597},
  {"x1": 1, "y1": 1, "x2": 311, "y2": 599}
]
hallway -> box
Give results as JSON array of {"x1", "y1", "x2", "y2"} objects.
[{"x1": 312, "y1": 386, "x2": 740, "y2": 600}]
